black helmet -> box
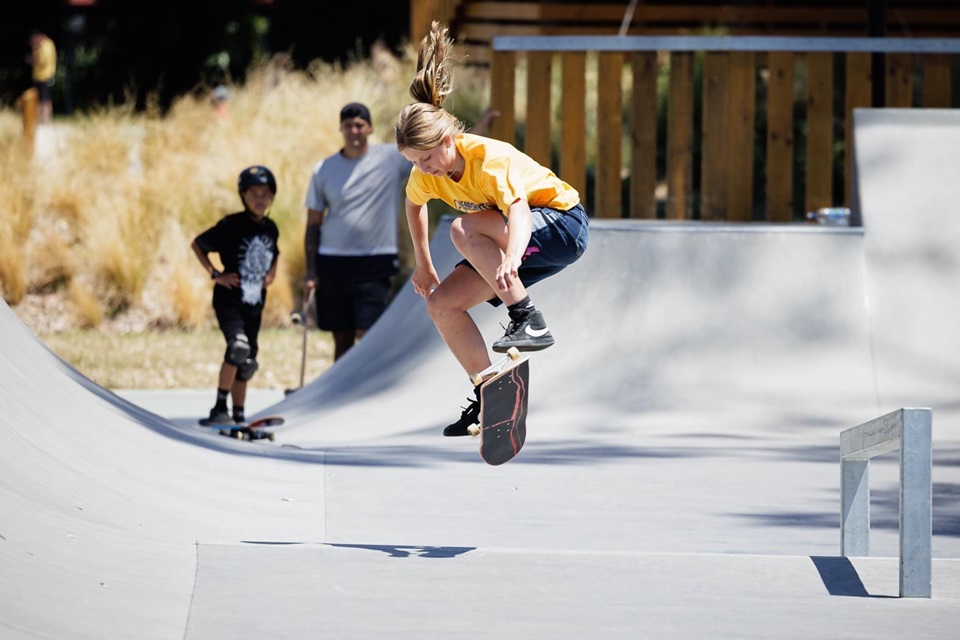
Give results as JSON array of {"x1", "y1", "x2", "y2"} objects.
[{"x1": 237, "y1": 165, "x2": 277, "y2": 196}]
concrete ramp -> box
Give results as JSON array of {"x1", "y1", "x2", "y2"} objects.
[
  {"x1": 271, "y1": 221, "x2": 877, "y2": 444},
  {"x1": 2, "y1": 109, "x2": 960, "y2": 639},
  {"x1": 854, "y1": 109, "x2": 960, "y2": 422}
]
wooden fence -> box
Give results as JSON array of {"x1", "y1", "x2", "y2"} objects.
[
  {"x1": 449, "y1": 1, "x2": 960, "y2": 68},
  {"x1": 485, "y1": 36, "x2": 960, "y2": 220}
]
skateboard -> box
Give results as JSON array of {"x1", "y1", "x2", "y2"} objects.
[
  {"x1": 285, "y1": 288, "x2": 316, "y2": 396},
  {"x1": 205, "y1": 416, "x2": 285, "y2": 441},
  {"x1": 468, "y1": 347, "x2": 529, "y2": 465}
]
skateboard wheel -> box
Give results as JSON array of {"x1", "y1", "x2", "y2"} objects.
[
  {"x1": 268, "y1": 433, "x2": 276, "y2": 442},
  {"x1": 470, "y1": 373, "x2": 483, "y2": 387},
  {"x1": 507, "y1": 347, "x2": 520, "y2": 360},
  {"x1": 233, "y1": 431, "x2": 244, "y2": 440},
  {"x1": 467, "y1": 425, "x2": 480, "y2": 437}
]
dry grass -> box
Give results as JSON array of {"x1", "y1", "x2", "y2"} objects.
[
  {"x1": 2, "y1": 46, "x2": 492, "y2": 329},
  {"x1": 0, "y1": 45, "x2": 491, "y2": 388},
  {"x1": 40, "y1": 327, "x2": 334, "y2": 391}
]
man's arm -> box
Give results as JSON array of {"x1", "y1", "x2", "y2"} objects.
[{"x1": 304, "y1": 208, "x2": 323, "y2": 285}]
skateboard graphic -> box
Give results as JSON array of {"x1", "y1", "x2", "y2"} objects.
[
  {"x1": 469, "y1": 347, "x2": 529, "y2": 465},
  {"x1": 202, "y1": 416, "x2": 285, "y2": 441}
]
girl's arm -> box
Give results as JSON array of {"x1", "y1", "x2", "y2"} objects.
[
  {"x1": 497, "y1": 198, "x2": 533, "y2": 291},
  {"x1": 405, "y1": 199, "x2": 441, "y2": 297}
]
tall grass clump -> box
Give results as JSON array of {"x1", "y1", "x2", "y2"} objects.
[{"x1": 0, "y1": 145, "x2": 36, "y2": 304}]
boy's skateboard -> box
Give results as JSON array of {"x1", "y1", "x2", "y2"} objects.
[
  {"x1": 204, "y1": 416, "x2": 285, "y2": 441},
  {"x1": 468, "y1": 348, "x2": 529, "y2": 465}
]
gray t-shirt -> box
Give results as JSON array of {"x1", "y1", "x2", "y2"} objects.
[{"x1": 304, "y1": 143, "x2": 412, "y2": 256}]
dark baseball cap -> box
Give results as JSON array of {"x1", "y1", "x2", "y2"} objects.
[{"x1": 340, "y1": 102, "x2": 372, "y2": 124}]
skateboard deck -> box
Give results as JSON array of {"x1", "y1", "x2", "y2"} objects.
[
  {"x1": 285, "y1": 288, "x2": 315, "y2": 396},
  {"x1": 469, "y1": 352, "x2": 529, "y2": 465},
  {"x1": 202, "y1": 416, "x2": 285, "y2": 441}
]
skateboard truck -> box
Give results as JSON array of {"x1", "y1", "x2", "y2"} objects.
[
  {"x1": 467, "y1": 346, "x2": 521, "y2": 437},
  {"x1": 214, "y1": 416, "x2": 285, "y2": 441},
  {"x1": 470, "y1": 346, "x2": 521, "y2": 387}
]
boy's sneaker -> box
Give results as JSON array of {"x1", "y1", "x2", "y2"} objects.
[
  {"x1": 199, "y1": 407, "x2": 234, "y2": 427},
  {"x1": 492, "y1": 309, "x2": 555, "y2": 353},
  {"x1": 443, "y1": 387, "x2": 481, "y2": 437}
]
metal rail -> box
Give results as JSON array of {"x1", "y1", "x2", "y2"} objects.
[
  {"x1": 840, "y1": 407, "x2": 932, "y2": 597},
  {"x1": 494, "y1": 35, "x2": 960, "y2": 53}
]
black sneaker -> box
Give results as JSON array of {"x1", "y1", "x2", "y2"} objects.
[
  {"x1": 492, "y1": 309, "x2": 555, "y2": 353},
  {"x1": 443, "y1": 389, "x2": 481, "y2": 437},
  {"x1": 199, "y1": 407, "x2": 234, "y2": 427}
]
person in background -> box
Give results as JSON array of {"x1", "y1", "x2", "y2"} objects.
[
  {"x1": 192, "y1": 166, "x2": 280, "y2": 426},
  {"x1": 302, "y1": 102, "x2": 410, "y2": 362},
  {"x1": 211, "y1": 84, "x2": 230, "y2": 120},
  {"x1": 395, "y1": 22, "x2": 589, "y2": 437},
  {"x1": 303, "y1": 102, "x2": 498, "y2": 362},
  {"x1": 28, "y1": 29, "x2": 56, "y2": 124}
]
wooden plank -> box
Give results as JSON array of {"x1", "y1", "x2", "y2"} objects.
[
  {"x1": 489, "y1": 50, "x2": 516, "y2": 145},
  {"x1": 805, "y1": 52, "x2": 834, "y2": 213},
  {"x1": 700, "y1": 52, "x2": 729, "y2": 221},
  {"x1": 765, "y1": 51, "x2": 795, "y2": 222},
  {"x1": 413, "y1": 0, "x2": 460, "y2": 45},
  {"x1": 560, "y1": 51, "x2": 587, "y2": 208},
  {"x1": 635, "y1": 5, "x2": 868, "y2": 24},
  {"x1": 463, "y1": 2, "x2": 630, "y2": 22},
  {"x1": 630, "y1": 51, "x2": 658, "y2": 219},
  {"x1": 885, "y1": 53, "x2": 914, "y2": 107},
  {"x1": 666, "y1": 51, "x2": 694, "y2": 220},
  {"x1": 459, "y1": 25, "x2": 960, "y2": 66},
  {"x1": 726, "y1": 51, "x2": 756, "y2": 222},
  {"x1": 459, "y1": 44, "x2": 492, "y2": 67},
  {"x1": 524, "y1": 51, "x2": 553, "y2": 166},
  {"x1": 922, "y1": 54, "x2": 952, "y2": 108},
  {"x1": 595, "y1": 52, "x2": 624, "y2": 218},
  {"x1": 596, "y1": 52, "x2": 624, "y2": 218},
  {"x1": 844, "y1": 52, "x2": 871, "y2": 206},
  {"x1": 460, "y1": 2, "x2": 960, "y2": 27}
]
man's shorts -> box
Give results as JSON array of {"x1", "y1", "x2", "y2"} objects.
[
  {"x1": 315, "y1": 273, "x2": 393, "y2": 332},
  {"x1": 456, "y1": 203, "x2": 590, "y2": 306}
]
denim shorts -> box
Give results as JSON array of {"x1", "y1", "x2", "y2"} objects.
[{"x1": 457, "y1": 203, "x2": 590, "y2": 306}]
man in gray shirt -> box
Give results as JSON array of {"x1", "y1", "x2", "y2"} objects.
[{"x1": 303, "y1": 102, "x2": 411, "y2": 360}]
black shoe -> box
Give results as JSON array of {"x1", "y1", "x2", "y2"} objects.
[
  {"x1": 199, "y1": 407, "x2": 234, "y2": 427},
  {"x1": 443, "y1": 391, "x2": 481, "y2": 437},
  {"x1": 492, "y1": 309, "x2": 555, "y2": 353}
]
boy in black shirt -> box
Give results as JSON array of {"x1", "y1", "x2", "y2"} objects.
[{"x1": 192, "y1": 166, "x2": 280, "y2": 425}]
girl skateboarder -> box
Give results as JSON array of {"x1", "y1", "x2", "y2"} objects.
[{"x1": 395, "y1": 22, "x2": 589, "y2": 436}]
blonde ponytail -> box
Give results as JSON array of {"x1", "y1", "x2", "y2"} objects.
[{"x1": 396, "y1": 21, "x2": 465, "y2": 151}]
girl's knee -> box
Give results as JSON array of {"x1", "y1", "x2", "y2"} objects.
[
  {"x1": 449, "y1": 217, "x2": 470, "y2": 252},
  {"x1": 424, "y1": 288, "x2": 449, "y2": 320}
]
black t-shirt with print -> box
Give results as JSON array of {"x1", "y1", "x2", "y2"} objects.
[{"x1": 195, "y1": 210, "x2": 280, "y2": 306}]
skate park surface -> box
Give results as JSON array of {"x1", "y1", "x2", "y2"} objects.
[{"x1": 2, "y1": 109, "x2": 959, "y2": 639}]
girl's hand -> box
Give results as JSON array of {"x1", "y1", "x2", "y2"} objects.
[
  {"x1": 411, "y1": 266, "x2": 441, "y2": 298},
  {"x1": 495, "y1": 254, "x2": 521, "y2": 291}
]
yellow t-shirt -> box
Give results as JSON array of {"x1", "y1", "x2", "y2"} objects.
[
  {"x1": 33, "y1": 37, "x2": 56, "y2": 83},
  {"x1": 405, "y1": 133, "x2": 579, "y2": 214}
]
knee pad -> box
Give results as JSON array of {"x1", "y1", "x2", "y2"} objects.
[
  {"x1": 236, "y1": 357, "x2": 258, "y2": 382},
  {"x1": 225, "y1": 334, "x2": 250, "y2": 366}
]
